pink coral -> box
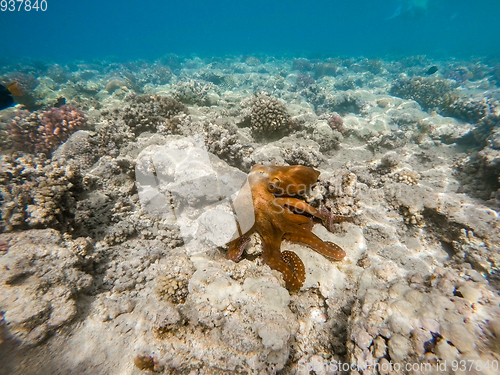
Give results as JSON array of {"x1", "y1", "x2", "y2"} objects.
[
  {"x1": 9, "y1": 105, "x2": 86, "y2": 155},
  {"x1": 328, "y1": 113, "x2": 345, "y2": 134}
]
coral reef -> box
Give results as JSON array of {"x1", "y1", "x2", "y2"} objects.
[
  {"x1": 0, "y1": 154, "x2": 81, "y2": 232},
  {"x1": 121, "y1": 94, "x2": 187, "y2": 135},
  {"x1": 295, "y1": 74, "x2": 315, "y2": 88},
  {"x1": 392, "y1": 169, "x2": 420, "y2": 186},
  {"x1": 390, "y1": 76, "x2": 459, "y2": 113},
  {"x1": 314, "y1": 90, "x2": 370, "y2": 116},
  {"x1": 314, "y1": 62, "x2": 340, "y2": 79},
  {"x1": 251, "y1": 136, "x2": 325, "y2": 167},
  {"x1": 104, "y1": 77, "x2": 128, "y2": 93},
  {"x1": 0, "y1": 229, "x2": 93, "y2": 345},
  {"x1": 72, "y1": 155, "x2": 138, "y2": 245},
  {"x1": 327, "y1": 112, "x2": 345, "y2": 134},
  {"x1": 454, "y1": 113, "x2": 500, "y2": 201},
  {"x1": 1, "y1": 54, "x2": 500, "y2": 375},
  {"x1": 448, "y1": 96, "x2": 498, "y2": 123},
  {"x1": 444, "y1": 66, "x2": 471, "y2": 85},
  {"x1": 173, "y1": 79, "x2": 217, "y2": 106},
  {"x1": 312, "y1": 120, "x2": 343, "y2": 152},
  {"x1": 347, "y1": 268, "x2": 500, "y2": 370},
  {"x1": 8, "y1": 105, "x2": 87, "y2": 155},
  {"x1": 1, "y1": 72, "x2": 40, "y2": 110},
  {"x1": 202, "y1": 120, "x2": 253, "y2": 170},
  {"x1": 292, "y1": 58, "x2": 314, "y2": 72}
]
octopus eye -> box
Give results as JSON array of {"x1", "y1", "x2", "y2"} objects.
[
  {"x1": 268, "y1": 178, "x2": 281, "y2": 194},
  {"x1": 259, "y1": 171, "x2": 263, "y2": 175}
]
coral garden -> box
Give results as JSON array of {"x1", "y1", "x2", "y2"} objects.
[{"x1": 0, "y1": 54, "x2": 499, "y2": 374}]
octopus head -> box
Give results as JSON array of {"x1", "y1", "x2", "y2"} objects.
[{"x1": 248, "y1": 164, "x2": 320, "y2": 197}]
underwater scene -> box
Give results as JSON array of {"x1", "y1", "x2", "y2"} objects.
[{"x1": 1, "y1": 0, "x2": 500, "y2": 374}]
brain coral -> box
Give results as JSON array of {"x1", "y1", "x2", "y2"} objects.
[
  {"x1": 8, "y1": 105, "x2": 87, "y2": 155},
  {"x1": 250, "y1": 93, "x2": 292, "y2": 139}
]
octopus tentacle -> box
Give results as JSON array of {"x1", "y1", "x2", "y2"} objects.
[
  {"x1": 319, "y1": 205, "x2": 353, "y2": 232},
  {"x1": 227, "y1": 235, "x2": 251, "y2": 262},
  {"x1": 283, "y1": 231, "x2": 346, "y2": 260},
  {"x1": 275, "y1": 198, "x2": 352, "y2": 232},
  {"x1": 282, "y1": 250, "x2": 306, "y2": 287},
  {"x1": 274, "y1": 197, "x2": 323, "y2": 218},
  {"x1": 279, "y1": 208, "x2": 313, "y2": 228},
  {"x1": 271, "y1": 259, "x2": 302, "y2": 291},
  {"x1": 260, "y1": 238, "x2": 302, "y2": 291}
]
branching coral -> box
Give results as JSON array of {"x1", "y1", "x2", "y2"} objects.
[
  {"x1": 8, "y1": 105, "x2": 87, "y2": 155},
  {"x1": 390, "y1": 76, "x2": 498, "y2": 125},
  {"x1": 0, "y1": 154, "x2": 81, "y2": 232},
  {"x1": 472, "y1": 114, "x2": 500, "y2": 145},
  {"x1": 448, "y1": 97, "x2": 498, "y2": 123},
  {"x1": 392, "y1": 169, "x2": 420, "y2": 186},
  {"x1": 203, "y1": 120, "x2": 253, "y2": 170},
  {"x1": 390, "y1": 76, "x2": 459, "y2": 112}
]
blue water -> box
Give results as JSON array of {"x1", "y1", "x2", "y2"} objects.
[{"x1": 1, "y1": 0, "x2": 500, "y2": 61}]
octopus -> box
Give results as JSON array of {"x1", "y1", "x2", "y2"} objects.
[{"x1": 227, "y1": 164, "x2": 352, "y2": 291}]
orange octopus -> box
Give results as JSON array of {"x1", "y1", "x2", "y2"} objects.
[{"x1": 227, "y1": 164, "x2": 352, "y2": 291}]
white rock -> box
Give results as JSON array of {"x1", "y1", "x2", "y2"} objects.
[
  {"x1": 442, "y1": 322, "x2": 476, "y2": 354},
  {"x1": 354, "y1": 328, "x2": 373, "y2": 350},
  {"x1": 458, "y1": 284, "x2": 482, "y2": 305},
  {"x1": 373, "y1": 336, "x2": 387, "y2": 358},
  {"x1": 257, "y1": 322, "x2": 290, "y2": 350},
  {"x1": 388, "y1": 334, "x2": 410, "y2": 362},
  {"x1": 435, "y1": 340, "x2": 459, "y2": 362}
]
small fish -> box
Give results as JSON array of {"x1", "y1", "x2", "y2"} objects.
[
  {"x1": 54, "y1": 97, "x2": 66, "y2": 108},
  {"x1": 426, "y1": 66, "x2": 439, "y2": 75},
  {"x1": 0, "y1": 82, "x2": 22, "y2": 110}
]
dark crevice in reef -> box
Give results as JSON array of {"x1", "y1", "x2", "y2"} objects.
[
  {"x1": 423, "y1": 331, "x2": 443, "y2": 354},
  {"x1": 332, "y1": 296, "x2": 357, "y2": 367},
  {"x1": 285, "y1": 289, "x2": 355, "y2": 373},
  {"x1": 338, "y1": 300, "x2": 356, "y2": 355},
  {"x1": 452, "y1": 150, "x2": 500, "y2": 205},
  {"x1": 440, "y1": 131, "x2": 477, "y2": 147},
  {"x1": 0, "y1": 320, "x2": 76, "y2": 375},
  {"x1": 421, "y1": 207, "x2": 500, "y2": 288},
  {"x1": 440, "y1": 239, "x2": 457, "y2": 258},
  {"x1": 421, "y1": 208, "x2": 466, "y2": 246}
]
